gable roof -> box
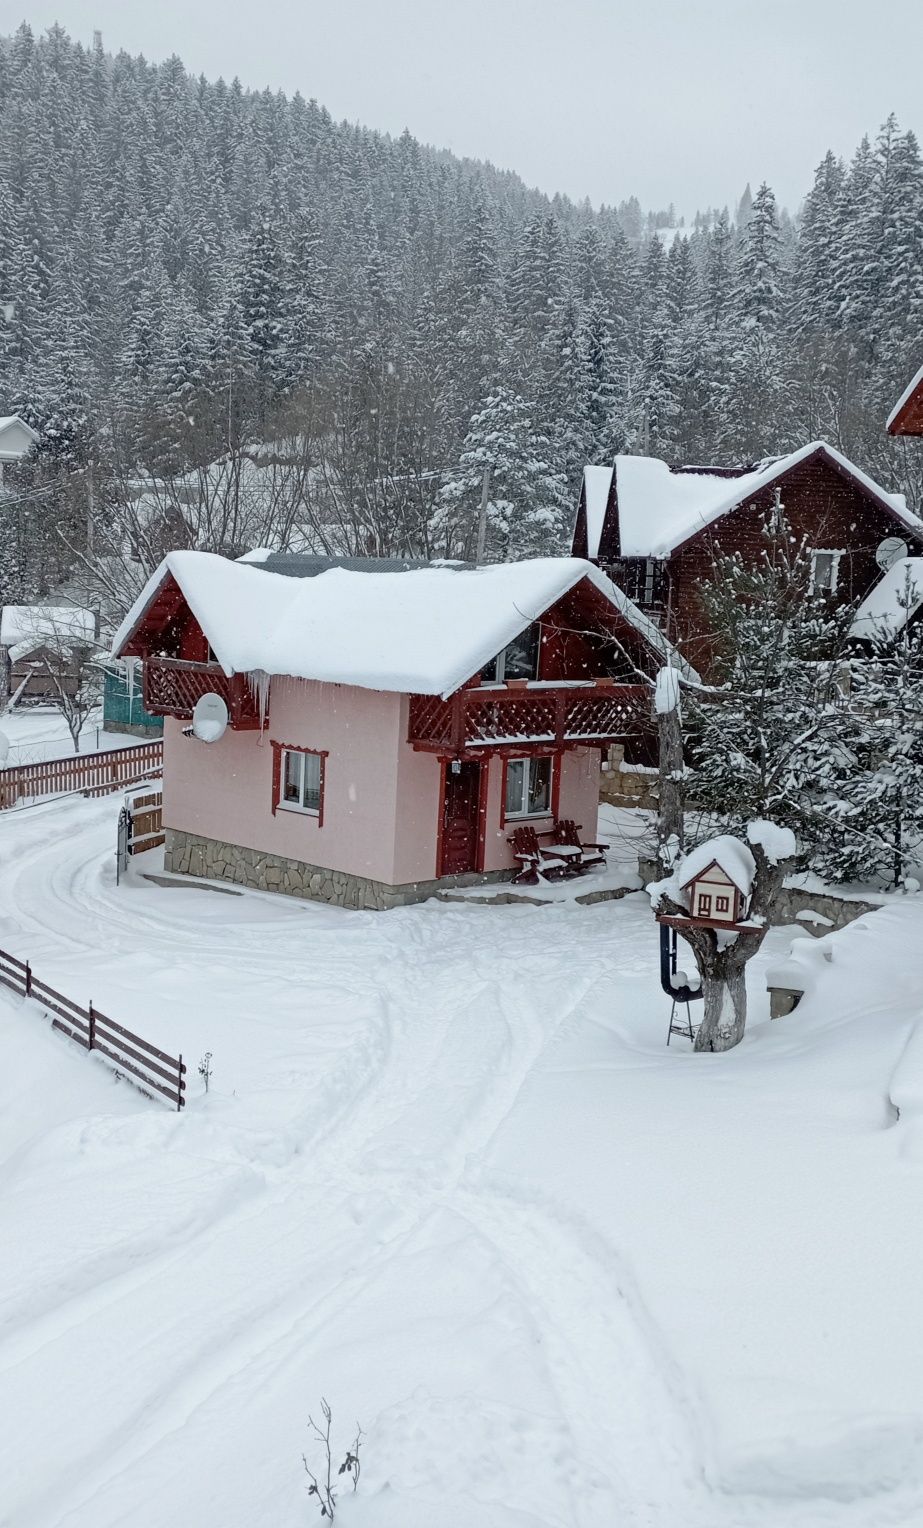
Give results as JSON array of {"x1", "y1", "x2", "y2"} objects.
[
  {"x1": 0, "y1": 414, "x2": 39, "y2": 459},
  {"x1": 112, "y1": 551, "x2": 697, "y2": 699},
  {"x1": 238, "y1": 552, "x2": 439, "y2": 577},
  {"x1": 887, "y1": 363, "x2": 923, "y2": 437},
  {"x1": 850, "y1": 556, "x2": 923, "y2": 642},
  {"x1": 678, "y1": 836, "x2": 755, "y2": 896},
  {"x1": 576, "y1": 441, "x2": 919, "y2": 560}
]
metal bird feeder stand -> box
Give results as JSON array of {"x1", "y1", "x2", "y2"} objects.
[{"x1": 659, "y1": 920, "x2": 703, "y2": 1045}]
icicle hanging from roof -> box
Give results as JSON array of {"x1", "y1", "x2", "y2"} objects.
[{"x1": 248, "y1": 668, "x2": 271, "y2": 733}]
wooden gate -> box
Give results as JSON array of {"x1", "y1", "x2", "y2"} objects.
[{"x1": 126, "y1": 787, "x2": 164, "y2": 854}]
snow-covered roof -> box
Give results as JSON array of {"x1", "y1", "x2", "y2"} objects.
[
  {"x1": 851, "y1": 557, "x2": 923, "y2": 641},
  {"x1": 678, "y1": 836, "x2": 756, "y2": 895},
  {"x1": 582, "y1": 465, "x2": 613, "y2": 561},
  {"x1": 582, "y1": 442, "x2": 919, "y2": 559},
  {"x1": 112, "y1": 551, "x2": 697, "y2": 698},
  {"x1": 0, "y1": 414, "x2": 39, "y2": 457},
  {"x1": 1, "y1": 605, "x2": 96, "y2": 661},
  {"x1": 887, "y1": 362, "x2": 923, "y2": 435}
]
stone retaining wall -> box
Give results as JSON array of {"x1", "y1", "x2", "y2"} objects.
[
  {"x1": 164, "y1": 828, "x2": 508, "y2": 910},
  {"x1": 600, "y1": 744, "x2": 659, "y2": 811}
]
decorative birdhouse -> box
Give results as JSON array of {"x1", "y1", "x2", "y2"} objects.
[{"x1": 677, "y1": 836, "x2": 755, "y2": 926}]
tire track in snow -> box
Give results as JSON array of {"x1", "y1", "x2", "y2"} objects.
[{"x1": 448, "y1": 1174, "x2": 706, "y2": 1528}]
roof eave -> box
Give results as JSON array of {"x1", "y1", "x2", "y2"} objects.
[{"x1": 664, "y1": 443, "x2": 921, "y2": 557}]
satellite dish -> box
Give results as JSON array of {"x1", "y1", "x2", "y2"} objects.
[
  {"x1": 192, "y1": 693, "x2": 228, "y2": 743},
  {"x1": 0, "y1": 730, "x2": 9, "y2": 766},
  {"x1": 876, "y1": 536, "x2": 908, "y2": 571}
]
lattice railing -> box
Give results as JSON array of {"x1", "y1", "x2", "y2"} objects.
[
  {"x1": 563, "y1": 689, "x2": 650, "y2": 740},
  {"x1": 466, "y1": 694, "x2": 558, "y2": 744},
  {"x1": 407, "y1": 694, "x2": 455, "y2": 750},
  {"x1": 143, "y1": 658, "x2": 259, "y2": 726},
  {"x1": 408, "y1": 683, "x2": 651, "y2": 752}
]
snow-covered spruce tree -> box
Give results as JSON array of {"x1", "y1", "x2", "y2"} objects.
[
  {"x1": 650, "y1": 508, "x2": 865, "y2": 1051},
  {"x1": 684, "y1": 505, "x2": 859, "y2": 855},
  {"x1": 651, "y1": 667, "x2": 797, "y2": 1051},
  {"x1": 814, "y1": 586, "x2": 923, "y2": 889},
  {"x1": 435, "y1": 386, "x2": 569, "y2": 561}
]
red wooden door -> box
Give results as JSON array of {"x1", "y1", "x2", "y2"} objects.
[{"x1": 440, "y1": 762, "x2": 481, "y2": 876}]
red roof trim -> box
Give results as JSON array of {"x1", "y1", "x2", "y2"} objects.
[{"x1": 888, "y1": 372, "x2": 923, "y2": 437}]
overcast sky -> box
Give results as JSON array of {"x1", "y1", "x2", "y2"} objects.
[{"x1": 5, "y1": 0, "x2": 923, "y2": 216}]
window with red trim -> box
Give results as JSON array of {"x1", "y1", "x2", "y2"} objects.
[
  {"x1": 504, "y1": 756, "x2": 553, "y2": 820},
  {"x1": 271, "y1": 742, "x2": 326, "y2": 823}
]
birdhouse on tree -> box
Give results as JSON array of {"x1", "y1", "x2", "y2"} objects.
[{"x1": 677, "y1": 836, "x2": 756, "y2": 926}]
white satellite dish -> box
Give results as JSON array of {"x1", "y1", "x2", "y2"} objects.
[
  {"x1": 192, "y1": 693, "x2": 228, "y2": 743},
  {"x1": 0, "y1": 730, "x2": 9, "y2": 766},
  {"x1": 876, "y1": 536, "x2": 908, "y2": 571}
]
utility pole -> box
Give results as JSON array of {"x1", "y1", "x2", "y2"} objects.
[
  {"x1": 86, "y1": 460, "x2": 95, "y2": 560},
  {"x1": 475, "y1": 460, "x2": 491, "y2": 565}
]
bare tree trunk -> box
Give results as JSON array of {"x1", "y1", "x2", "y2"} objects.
[
  {"x1": 657, "y1": 681, "x2": 685, "y2": 877},
  {"x1": 695, "y1": 960, "x2": 748, "y2": 1052}
]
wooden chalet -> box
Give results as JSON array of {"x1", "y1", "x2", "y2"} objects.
[
  {"x1": 112, "y1": 551, "x2": 694, "y2": 907},
  {"x1": 572, "y1": 441, "x2": 923, "y2": 664},
  {"x1": 887, "y1": 363, "x2": 923, "y2": 438}
]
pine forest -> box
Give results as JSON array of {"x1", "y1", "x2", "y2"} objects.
[{"x1": 0, "y1": 22, "x2": 921, "y2": 603}]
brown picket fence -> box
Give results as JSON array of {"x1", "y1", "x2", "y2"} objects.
[
  {"x1": 0, "y1": 741, "x2": 163, "y2": 810},
  {"x1": 0, "y1": 945, "x2": 185, "y2": 1109}
]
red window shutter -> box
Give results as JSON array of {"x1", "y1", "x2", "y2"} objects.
[{"x1": 271, "y1": 741, "x2": 282, "y2": 815}]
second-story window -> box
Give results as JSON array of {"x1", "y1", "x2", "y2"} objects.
[
  {"x1": 810, "y1": 550, "x2": 842, "y2": 594},
  {"x1": 481, "y1": 624, "x2": 539, "y2": 683}
]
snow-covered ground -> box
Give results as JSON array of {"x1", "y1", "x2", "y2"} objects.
[
  {"x1": 1, "y1": 795, "x2": 923, "y2": 1527},
  {"x1": 0, "y1": 705, "x2": 139, "y2": 767}
]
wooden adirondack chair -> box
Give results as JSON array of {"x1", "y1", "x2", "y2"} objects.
[
  {"x1": 550, "y1": 819, "x2": 607, "y2": 871},
  {"x1": 507, "y1": 825, "x2": 570, "y2": 884}
]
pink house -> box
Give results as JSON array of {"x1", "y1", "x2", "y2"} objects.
[{"x1": 112, "y1": 552, "x2": 691, "y2": 908}]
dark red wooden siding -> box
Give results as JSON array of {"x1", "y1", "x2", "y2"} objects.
[{"x1": 666, "y1": 455, "x2": 920, "y2": 663}]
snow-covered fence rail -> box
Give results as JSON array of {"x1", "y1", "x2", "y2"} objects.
[
  {"x1": 0, "y1": 741, "x2": 163, "y2": 809},
  {"x1": 0, "y1": 946, "x2": 186, "y2": 1109}
]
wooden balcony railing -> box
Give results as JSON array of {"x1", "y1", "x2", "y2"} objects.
[
  {"x1": 408, "y1": 682, "x2": 652, "y2": 755},
  {"x1": 142, "y1": 657, "x2": 261, "y2": 729}
]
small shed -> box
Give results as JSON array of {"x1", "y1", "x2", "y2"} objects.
[
  {"x1": 103, "y1": 660, "x2": 164, "y2": 737},
  {"x1": 0, "y1": 605, "x2": 97, "y2": 704},
  {"x1": 678, "y1": 836, "x2": 755, "y2": 924}
]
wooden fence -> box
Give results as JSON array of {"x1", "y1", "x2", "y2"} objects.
[
  {"x1": 0, "y1": 945, "x2": 186, "y2": 1109},
  {"x1": 0, "y1": 740, "x2": 163, "y2": 810}
]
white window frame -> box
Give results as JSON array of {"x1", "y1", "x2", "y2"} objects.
[
  {"x1": 279, "y1": 747, "x2": 323, "y2": 816},
  {"x1": 504, "y1": 756, "x2": 554, "y2": 821},
  {"x1": 810, "y1": 550, "x2": 842, "y2": 594},
  {"x1": 482, "y1": 626, "x2": 540, "y2": 684}
]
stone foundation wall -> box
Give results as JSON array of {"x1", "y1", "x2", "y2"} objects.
[
  {"x1": 105, "y1": 719, "x2": 164, "y2": 739},
  {"x1": 164, "y1": 828, "x2": 508, "y2": 910}
]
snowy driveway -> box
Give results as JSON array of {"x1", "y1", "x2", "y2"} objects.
[{"x1": 1, "y1": 796, "x2": 922, "y2": 1527}]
